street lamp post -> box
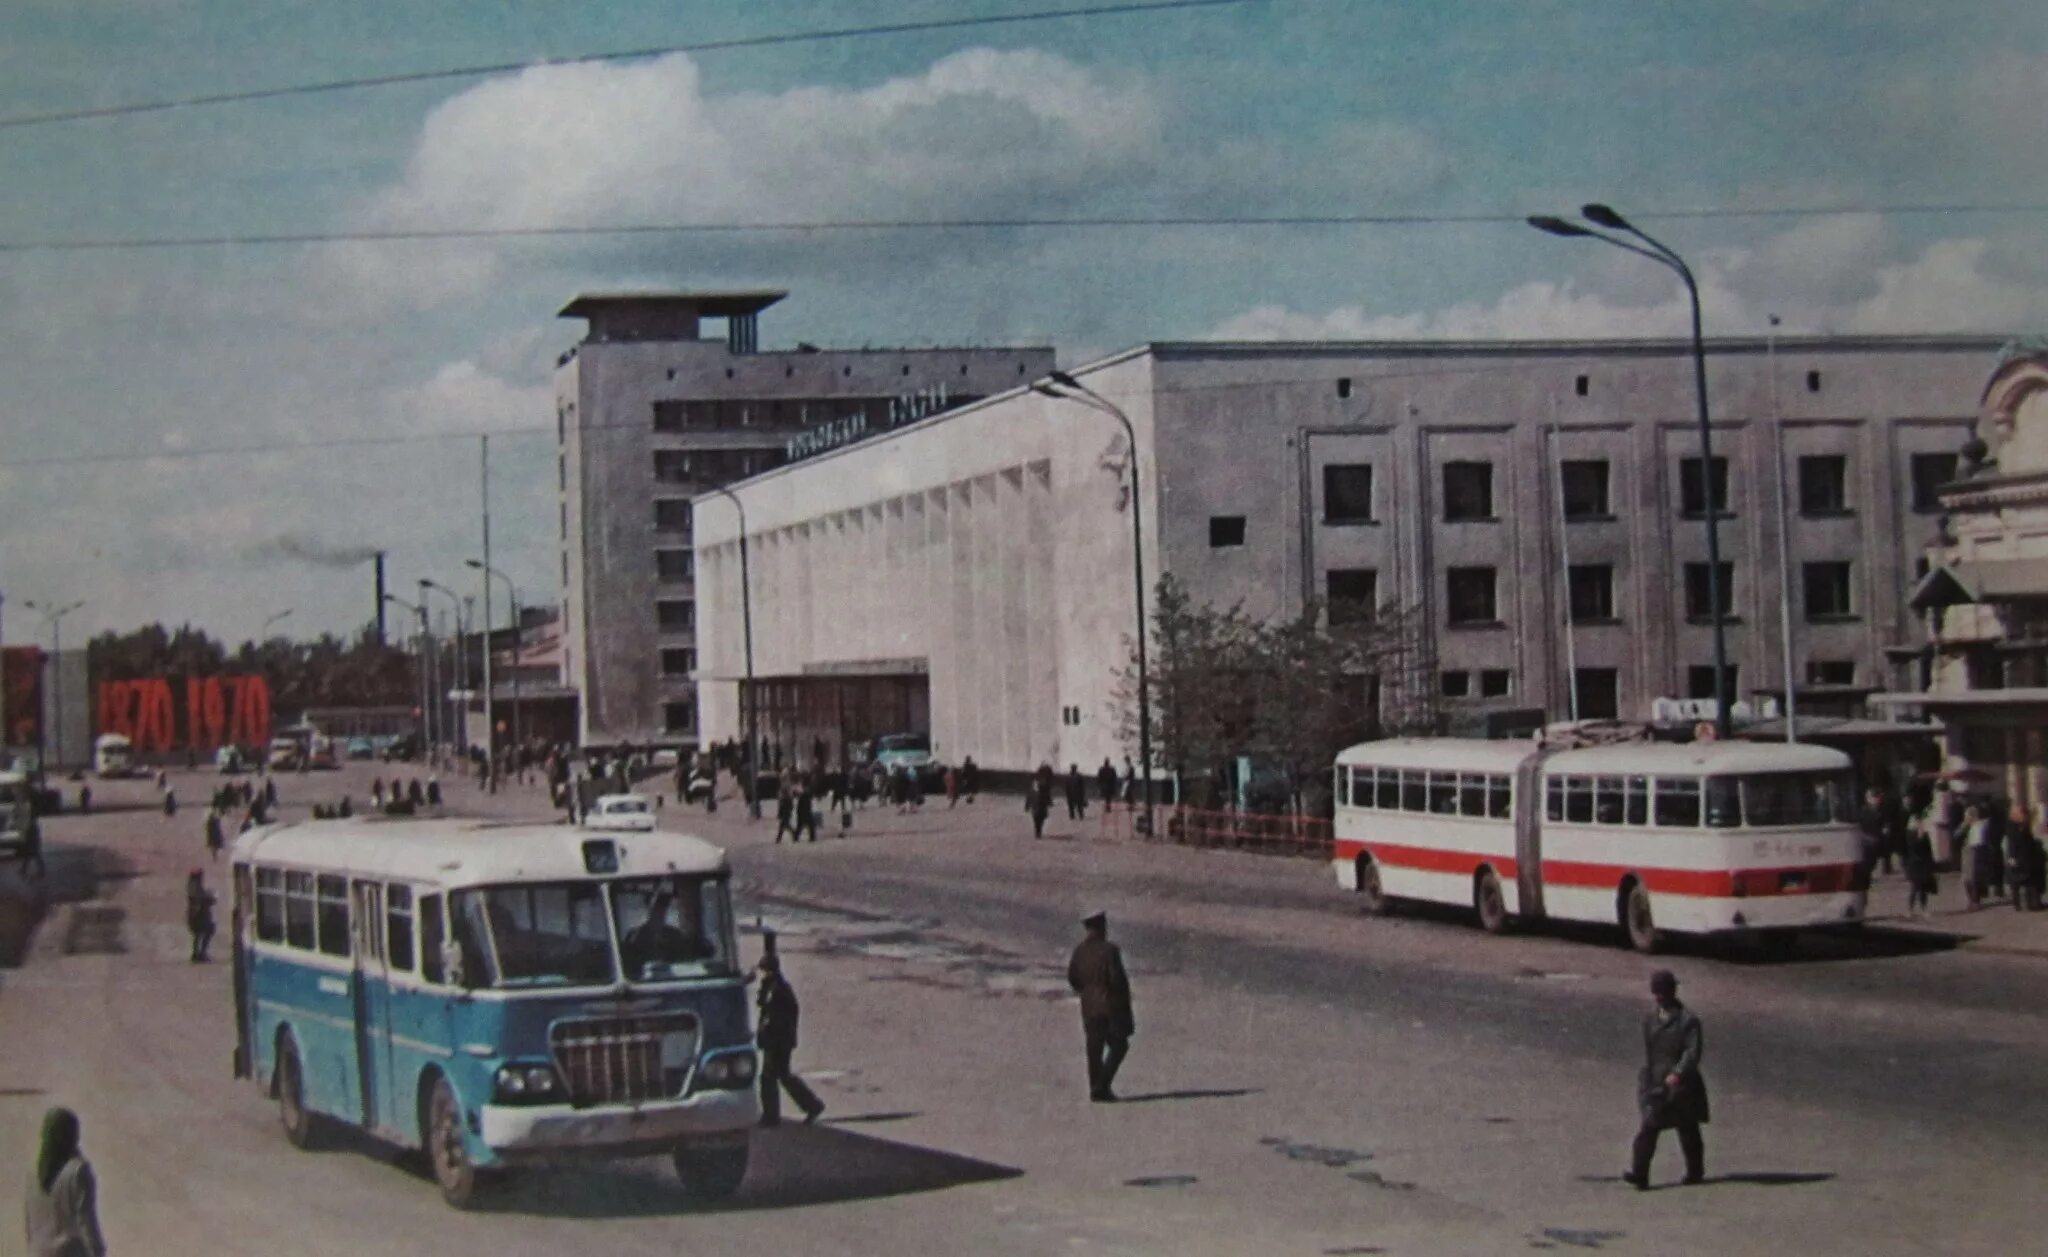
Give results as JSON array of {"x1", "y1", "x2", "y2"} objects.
[
  {"x1": 382, "y1": 593, "x2": 430, "y2": 753},
  {"x1": 1529, "y1": 203, "x2": 1732, "y2": 741},
  {"x1": 466, "y1": 561, "x2": 522, "y2": 779},
  {"x1": 703, "y1": 486, "x2": 761, "y2": 820},
  {"x1": 22, "y1": 600, "x2": 84, "y2": 775},
  {"x1": 421, "y1": 579, "x2": 467, "y2": 753},
  {"x1": 261, "y1": 608, "x2": 293, "y2": 639},
  {"x1": 1031, "y1": 372, "x2": 1155, "y2": 837}
]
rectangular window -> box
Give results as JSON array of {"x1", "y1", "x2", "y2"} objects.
[
  {"x1": 420, "y1": 895, "x2": 445, "y2": 985},
  {"x1": 1209, "y1": 516, "x2": 1246, "y2": 548},
  {"x1": 387, "y1": 885, "x2": 416, "y2": 974},
  {"x1": 1400, "y1": 770, "x2": 1426, "y2": 812},
  {"x1": 1798, "y1": 455, "x2": 1851, "y2": 515},
  {"x1": 1803, "y1": 561, "x2": 1855, "y2": 621},
  {"x1": 558, "y1": 501, "x2": 568, "y2": 541},
  {"x1": 1459, "y1": 773, "x2": 1488, "y2": 817},
  {"x1": 1564, "y1": 775, "x2": 1594, "y2": 823},
  {"x1": 1446, "y1": 566, "x2": 1499, "y2": 626},
  {"x1": 656, "y1": 549, "x2": 694, "y2": 582},
  {"x1": 1593, "y1": 775, "x2": 1627, "y2": 824},
  {"x1": 316, "y1": 874, "x2": 350, "y2": 958},
  {"x1": 1479, "y1": 669, "x2": 1511, "y2": 698},
  {"x1": 1441, "y1": 670, "x2": 1471, "y2": 698},
  {"x1": 1679, "y1": 456, "x2": 1730, "y2": 517},
  {"x1": 1705, "y1": 778, "x2": 1743, "y2": 828},
  {"x1": 1560, "y1": 459, "x2": 1611, "y2": 520},
  {"x1": 1568, "y1": 564, "x2": 1616, "y2": 623},
  {"x1": 1375, "y1": 769, "x2": 1400, "y2": 810},
  {"x1": 1487, "y1": 775, "x2": 1512, "y2": 819},
  {"x1": 1347, "y1": 767, "x2": 1371, "y2": 809},
  {"x1": 1684, "y1": 562, "x2": 1735, "y2": 622},
  {"x1": 561, "y1": 551, "x2": 570, "y2": 587},
  {"x1": 1323, "y1": 464, "x2": 1376, "y2": 524},
  {"x1": 653, "y1": 450, "x2": 693, "y2": 483},
  {"x1": 1687, "y1": 664, "x2": 1739, "y2": 706},
  {"x1": 1546, "y1": 777, "x2": 1563, "y2": 822},
  {"x1": 1428, "y1": 771, "x2": 1459, "y2": 815},
  {"x1": 1806, "y1": 659, "x2": 1856, "y2": 686},
  {"x1": 1911, "y1": 452, "x2": 1959, "y2": 513},
  {"x1": 284, "y1": 870, "x2": 315, "y2": 950},
  {"x1": 1654, "y1": 777, "x2": 1702, "y2": 827},
  {"x1": 661, "y1": 648, "x2": 697, "y2": 677},
  {"x1": 557, "y1": 455, "x2": 568, "y2": 493},
  {"x1": 653, "y1": 401, "x2": 686, "y2": 432},
  {"x1": 1442, "y1": 461, "x2": 1495, "y2": 521},
  {"x1": 1574, "y1": 668, "x2": 1620, "y2": 720},
  {"x1": 1326, "y1": 569, "x2": 1378, "y2": 626},
  {"x1": 664, "y1": 701, "x2": 696, "y2": 733},
  {"x1": 657, "y1": 600, "x2": 694, "y2": 632},
  {"x1": 654, "y1": 499, "x2": 692, "y2": 534},
  {"x1": 255, "y1": 866, "x2": 284, "y2": 943}
]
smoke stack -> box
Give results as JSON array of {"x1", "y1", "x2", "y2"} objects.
[{"x1": 374, "y1": 551, "x2": 388, "y2": 644}]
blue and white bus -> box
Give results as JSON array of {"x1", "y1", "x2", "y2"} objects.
[{"x1": 229, "y1": 817, "x2": 760, "y2": 1207}]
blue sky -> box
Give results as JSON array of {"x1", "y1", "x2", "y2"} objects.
[{"x1": 1, "y1": 0, "x2": 2043, "y2": 644}]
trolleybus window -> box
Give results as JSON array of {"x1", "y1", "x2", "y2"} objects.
[
  {"x1": 1625, "y1": 776, "x2": 1649, "y2": 825},
  {"x1": 1594, "y1": 776, "x2": 1625, "y2": 823},
  {"x1": 316, "y1": 874, "x2": 350, "y2": 957},
  {"x1": 284, "y1": 871, "x2": 316, "y2": 949},
  {"x1": 1428, "y1": 771, "x2": 1458, "y2": 814},
  {"x1": 1376, "y1": 769, "x2": 1400, "y2": 810},
  {"x1": 1400, "y1": 771, "x2": 1426, "y2": 812},
  {"x1": 1704, "y1": 777, "x2": 1742, "y2": 828},
  {"x1": 1352, "y1": 768, "x2": 1373, "y2": 809},
  {"x1": 1487, "y1": 776, "x2": 1512, "y2": 819},
  {"x1": 1565, "y1": 775, "x2": 1595, "y2": 823},
  {"x1": 386, "y1": 885, "x2": 415, "y2": 972},
  {"x1": 1654, "y1": 778, "x2": 1701, "y2": 828},
  {"x1": 255, "y1": 867, "x2": 284, "y2": 943},
  {"x1": 1740, "y1": 772, "x2": 1850, "y2": 826},
  {"x1": 1459, "y1": 773, "x2": 1488, "y2": 817}
]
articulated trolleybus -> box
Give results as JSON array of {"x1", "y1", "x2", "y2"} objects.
[
  {"x1": 229, "y1": 817, "x2": 759, "y2": 1207},
  {"x1": 1332, "y1": 736, "x2": 1867, "y2": 952}
]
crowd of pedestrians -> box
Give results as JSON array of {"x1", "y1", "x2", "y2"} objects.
[{"x1": 1860, "y1": 782, "x2": 2048, "y2": 916}]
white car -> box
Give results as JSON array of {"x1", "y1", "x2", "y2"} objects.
[{"x1": 585, "y1": 792, "x2": 656, "y2": 832}]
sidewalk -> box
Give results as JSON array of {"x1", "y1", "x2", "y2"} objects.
[{"x1": 1860, "y1": 867, "x2": 2048, "y2": 959}]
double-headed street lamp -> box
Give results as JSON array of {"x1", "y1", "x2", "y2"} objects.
[
  {"x1": 382, "y1": 593, "x2": 432, "y2": 751},
  {"x1": 1032, "y1": 371, "x2": 1155, "y2": 837},
  {"x1": 702, "y1": 486, "x2": 762, "y2": 820},
  {"x1": 466, "y1": 560, "x2": 520, "y2": 780},
  {"x1": 1529, "y1": 203, "x2": 1731, "y2": 741},
  {"x1": 22, "y1": 599, "x2": 84, "y2": 774}
]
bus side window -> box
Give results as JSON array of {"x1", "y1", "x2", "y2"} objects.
[
  {"x1": 1400, "y1": 770, "x2": 1426, "y2": 812},
  {"x1": 1704, "y1": 777, "x2": 1742, "y2": 828},
  {"x1": 1594, "y1": 776, "x2": 1625, "y2": 824},
  {"x1": 1429, "y1": 771, "x2": 1458, "y2": 814},
  {"x1": 1376, "y1": 769, "x2": 1400, "y2": 810},
  {"x1": 255, "y1": 867, "x2": 285, "y2": 944},
  {"x1": 284, "y1": 871, "x2": 316, "y2": 950},
  {"x1": 1654, "y1": 778, "x2": 1701, "y2": 828},
  {"x1": 1564, "y1": 775, "x2": 1594, "y2": 823},
  {"x1": 1353, "y1": 767, "x2": 1374, "y2": 809},
  {"x1": 316, "y1": 875, "x2": 350, "y2": 958},
  {"x1": 1545, "y1": 777, "x2": 1563, "y2": 822},
  {"x1": 1487, "y1": 775, "x2": 1512, "y2": 819},
  {"x1": 1459, "y1": 773, "x2": 1487, "y2": 817},
  {"x1": 420, "y1": 895, "x2": 445, "y2": 984},
  {"x1": 1625, "y1": 776, "x2": 1649, "y2": 826},
  {"x1": 387, "y1": 885, "x2": 415, "y2": 974}
]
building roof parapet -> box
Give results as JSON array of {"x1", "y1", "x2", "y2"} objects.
[{"x1": 1143, "y1": 333, "x2": 2013, "y2": 360}]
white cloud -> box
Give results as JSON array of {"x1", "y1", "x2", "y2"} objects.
[{"x1": 391, "y1": 359, "x2": 551, "y2": 434}]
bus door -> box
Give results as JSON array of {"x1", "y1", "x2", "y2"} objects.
[
  {"x1": 1514, "y1": 758, "x2": 1547, "y2": 921},
  {"x1": 231, "y1": 864, "x2": 254, "y2": 1079},
  {"x1": 351, "y1": 881, "x2": 391, "y2": 1130}
]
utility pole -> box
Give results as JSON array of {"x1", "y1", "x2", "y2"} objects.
[{"x1": 480, "y1": 435, "x2": 496, "y2": 791}]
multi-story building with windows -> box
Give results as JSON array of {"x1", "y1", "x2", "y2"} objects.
[
  {"x1": 691, "y1": 334, "x2": 2001, "y2": 775},
  {"x1": 554, "y1": 290, "x2": 1055, "y2": 746}
]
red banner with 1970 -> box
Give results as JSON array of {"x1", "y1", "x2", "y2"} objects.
[{"x1": 96, "y1": 675, "x2": 271, "y2": 753}]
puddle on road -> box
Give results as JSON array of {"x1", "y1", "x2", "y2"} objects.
[
  {"x1": 1260, "y1": 1136, "x2": 1374, "y2": 1169},
  {"x1": 737, "y1": 896, "x2": 1072, "y2": 1002}
]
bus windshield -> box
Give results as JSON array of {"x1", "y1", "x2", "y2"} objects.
[
  {"x1": 1739, "y1": 771, "x2": 1853, "y2": 827},
  {"x1": 452, "y1": 874, "x2": 736, "y2": 988}
]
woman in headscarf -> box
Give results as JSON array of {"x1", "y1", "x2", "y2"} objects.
[{"x1": 24, "y1": 1107, "x2": 106, "y2": 1256}]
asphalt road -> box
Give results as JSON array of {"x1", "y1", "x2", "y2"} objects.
[{"x1": 2, "y1": 764, "x2": 2041, "y2": 1256}]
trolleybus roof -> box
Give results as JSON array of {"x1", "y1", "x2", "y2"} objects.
[{"x1": 1539, "y1": 741, "x2": 1852, "y2": 776}]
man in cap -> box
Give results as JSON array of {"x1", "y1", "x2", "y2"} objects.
[
  {"x1": 1624, "y1": 969, "x2": 1708, "y2": 1189},
  {"x1": 753, "y1": 949, "x2": 824, "y2": 1127},
  {"x1": 1066, "y1": 911, "x2": 1135, "y2": 1102}
]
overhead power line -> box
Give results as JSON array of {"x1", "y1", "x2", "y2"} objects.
[
  {"x1": 0, "y1": 0, "x2": 1253, "y2": 131},
  {"x1": 2, "y1": 203, "x2": 2043, "y2": 255}
]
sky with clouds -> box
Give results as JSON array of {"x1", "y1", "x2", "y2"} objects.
[{"x1": 0, "y1": 0, "x2": 2043, "y2": 647}]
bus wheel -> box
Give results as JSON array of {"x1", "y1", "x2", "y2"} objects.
[
  {"x1": 1623, "y1": 881, "x2": 1661, "y2": 954},
  {"x1": 1358, "y1": 858, "x2": 1392, "y2": 916},
  {"x1": 427, "y1": 1077, "x2": 481, "y2": 1208},
  {"x1": 1474, "y1": 868, "x2": 1509, "y2": 934},
  {"x1": 673, "y1": 1142, "x2": 750, "y2": 1202},
  {"x1": 276, "y1": 1033, "x2": 321, "y2": 1150}
]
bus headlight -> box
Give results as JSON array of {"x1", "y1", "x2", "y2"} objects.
[
  {"x1": 494, "y1": 1063, "x2": 562, "y2": 1104},
  {"x1": 695, "y1": 1052, "x2": 757, "y2": 1090}
]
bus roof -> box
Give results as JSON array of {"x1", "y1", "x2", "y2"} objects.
[
  {"x1": 1541, "y1": 741, "x2": 1853, "y2": 776},
  {"x1": 1335, "y1": 738, "x2": 1539, "y2": 773},
  {"x1": 230, "y1": 817, "x2": 728, "y2": 887}
]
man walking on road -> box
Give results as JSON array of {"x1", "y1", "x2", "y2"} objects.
[
  {"x1": 753, "y1": 951, "x2": 824, "y2": 1126},
  {"x1": 204, "y1": 808, "x2": 225, "y2": 862},
  {"x1": 186, "y1": 869, "x2": 217, "y2": 963},
  {"x1": 1624, "y1": 970, "x2": 1707, "y2": 1190},
  {"x1": 1097, "y1": 758, "x2": 1118, "y2": 810},
  {"x1": 1067, "y1": 911, "x2": 1135, "y2": 1102},
  {"x1": 1065, "y1": 765, "x2": 1088, "y2": 821}
]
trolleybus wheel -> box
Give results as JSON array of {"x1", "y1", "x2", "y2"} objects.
[
  {"x1": 1474, "y1": 867, "x2": 1509, "y2": 934},
  {"x1": 673, "y1": 1141, "x2": 750, "y2": 1202},
  {"x1": 427, "y1": 1077, "x2": 481, "y2": 1208},
  {"x1": 1358, "y1": 858, "x2": 1392, "y2": 916},
  {"x1": 276, "y1": 1033, "x2": 321, "y2": 1150},
  {"x1": 1623, "y1": 881, "x2": 1662, "y2": 954}
]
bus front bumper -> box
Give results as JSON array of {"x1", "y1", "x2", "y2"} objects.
[{"x1": 479, "y1": 1091, "x2": 758, "y2": 1161}]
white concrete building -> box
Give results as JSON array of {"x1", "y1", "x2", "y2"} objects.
[{"x1": 694, "y1": 335, "x2": 2002, "y2": 776}]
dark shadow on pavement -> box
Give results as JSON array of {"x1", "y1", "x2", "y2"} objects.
[
  {"x1": 1114, "y1": 1088, "x2": 1259, "y2": 1104},
  {"x1": 821, "y1": 1110, "x2": 920, "y2": 1125},
  {"x1": 1705, "y1": 1172, "x2": 1836, "y2": 1187},
  {"x1": 452, "y1": 1124, "x2": 1021, "y2": 1218}
]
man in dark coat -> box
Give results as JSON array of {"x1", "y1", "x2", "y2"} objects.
[
  {"x1": 204, "y1": 808, "x2": 226, "y2": 861},
  {"x1": 754, "y1": 952, "x2": 824, "y2": 1126},
  {"x1": 1097, "y1": 759, "x2": 1119, "y2": 809},
  {"x1": 794, "y1": 783, "x2": 819, "y2": 843},
  {"x1": 1064, "y1": 765, "x2": 1088, "y2": 821},
  {"x1": 1625, "y1": 969, "x2": 1707, "y2": 1189},
  {"x1": 1067, "y1": 911, "x2": 1135, "y2": 1101}
]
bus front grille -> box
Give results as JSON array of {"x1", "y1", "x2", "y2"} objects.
[{"x1": 550, "y1": 1013, "x2": 700, "y2": 1107}]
